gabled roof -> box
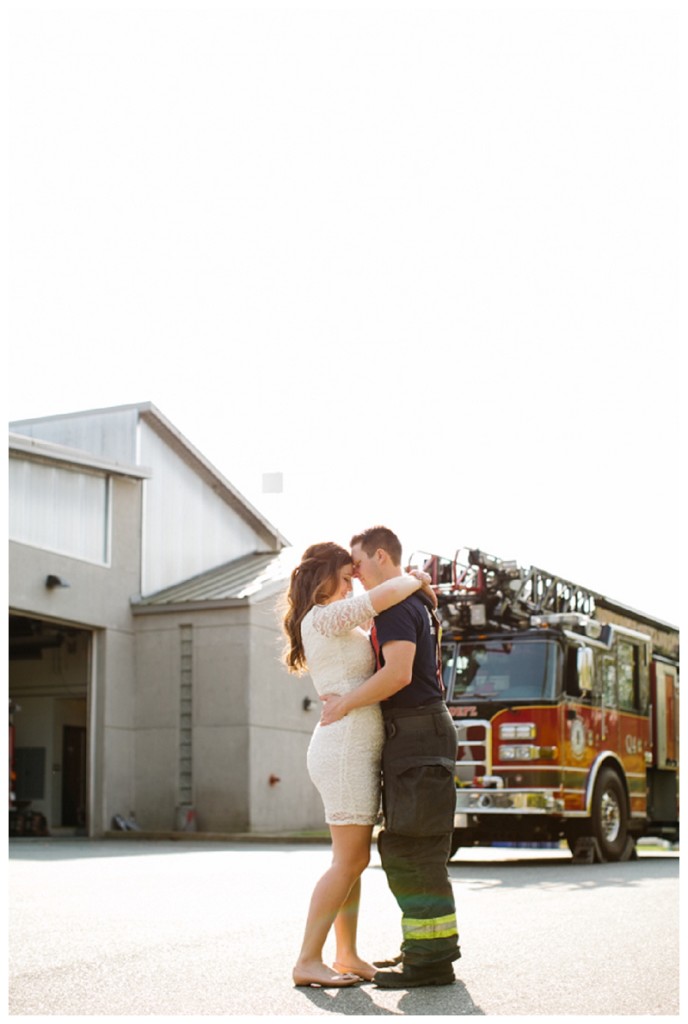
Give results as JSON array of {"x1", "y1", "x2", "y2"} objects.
[
  {"x1": 10, "y1": 401, "x2": 289, "y2": 550},
  {"x1": 137, "y1": 403, "x2": 289, "y2": 550},
  {"x1": 131, "y1": 550, "x2": 295, "y2": 610}
]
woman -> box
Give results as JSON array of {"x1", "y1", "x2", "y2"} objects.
[{"x1": 282, "y1": 541, "x2": 433, "y2": 988}]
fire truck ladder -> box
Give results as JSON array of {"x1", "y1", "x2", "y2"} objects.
[
  {"x1": 413, "y1": 548, "x2": 598, "y2": 628},
  {"x1": 513, "y1": 564, "x2": 597, "y2": 618}
]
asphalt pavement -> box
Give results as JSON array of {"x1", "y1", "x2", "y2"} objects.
[{"x1": 7, "y1": 836, "x2": 680, "y2": 1017}]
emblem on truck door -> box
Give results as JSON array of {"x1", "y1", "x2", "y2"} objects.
[{"x1": 570, "y1": 718, "x2": 586, "y2": 757}]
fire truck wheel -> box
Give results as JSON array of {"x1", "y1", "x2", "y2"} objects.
[{"x1": 591, "y1": 766, "x2": 628, "y2": 861}]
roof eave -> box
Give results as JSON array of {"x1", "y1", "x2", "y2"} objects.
[
  {"x1": 9, "y1": 433, "x2": 151, "y2": 480},
  {"x1": 138, "y1": 404, "x2": 289, "y2": 550},
  {"x1": 131, "y1": 597, "x2": 250, "y2": 615}
]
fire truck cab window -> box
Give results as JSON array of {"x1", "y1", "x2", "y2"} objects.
[
  {"x1": 617, "y1": 640, "x2": 640, "y2": 712},
  {"x1": 598, "y1": 653, "x2": 617, "y2": 706},
  {"x1": 449, "y1": 640, "x2": 561, "y2": 701}
]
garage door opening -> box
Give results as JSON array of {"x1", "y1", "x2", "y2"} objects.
[{"x1": 9, "y1": 614, "x2": 92, "y2": 837}]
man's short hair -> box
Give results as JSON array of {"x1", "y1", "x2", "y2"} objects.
[{"x1": 350, "y1": 525, "x2": 402, "y2": 566}]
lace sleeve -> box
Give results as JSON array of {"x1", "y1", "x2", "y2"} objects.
[{"x1": 311, "y1": 593, "x2": 377, "y2": 637}]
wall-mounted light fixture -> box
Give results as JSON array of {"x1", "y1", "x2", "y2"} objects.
[{"x1": 45, "y1": 575, "x2": 70, "y2": 589}]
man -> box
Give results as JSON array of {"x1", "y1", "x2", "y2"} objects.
[{"x1": 320, "y1": 526, "x2": 461, "y2": 989}]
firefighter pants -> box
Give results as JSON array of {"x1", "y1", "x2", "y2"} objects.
[{"x1": 378, "y1": 702, "x2": 460, "y2": 967}]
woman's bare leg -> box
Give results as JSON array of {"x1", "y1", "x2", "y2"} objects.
[
  {"x1": 292, "y1": 823, "x2": 373, "y2": 986},
  {"x1": 332, "y1": 876, "x2": 376, "y2": 980}
]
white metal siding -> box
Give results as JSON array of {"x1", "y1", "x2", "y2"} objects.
[
  {"x1": 10, "y1": 408, "x2": 140, "y2": 464},
  {"x1": 139, "y1": 423, "x2": 261, "y2": 595},
  {"x1": 9, "y1": 457, "x2": 110, "y2": 564}
]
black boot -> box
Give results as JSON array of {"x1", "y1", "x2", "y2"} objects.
[{"x1": 374, "y1": 961, "x2": 456, "y2": 989}]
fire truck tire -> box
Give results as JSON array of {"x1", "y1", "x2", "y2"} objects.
[{"x1": 590, "y1": 766, "x2": 628, "y2": 861}]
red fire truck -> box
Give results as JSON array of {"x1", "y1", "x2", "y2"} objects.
[{"x1": 417, "y1": 548, "x2": 679, "y2": 862}]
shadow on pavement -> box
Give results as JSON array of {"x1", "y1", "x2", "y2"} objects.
[{"x1": 295, "y1": 979, "x2": 485, "y2": 1015}]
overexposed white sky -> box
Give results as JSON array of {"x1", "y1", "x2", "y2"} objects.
[{"x1": 7, "y1": 0, "x2": 682, "y2": 623}]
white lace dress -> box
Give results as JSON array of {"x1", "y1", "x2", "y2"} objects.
[{"x1": 301, "y1": 593, "x2": 384, "y2": 826}]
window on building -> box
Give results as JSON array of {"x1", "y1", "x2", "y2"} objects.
[{"x1": 9, "y1": 456, "x2": 110, "y2": 564}]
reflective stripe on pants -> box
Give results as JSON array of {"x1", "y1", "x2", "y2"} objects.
[{"x1": 403, "y1": 913, "x2": 459, "y2": 942}]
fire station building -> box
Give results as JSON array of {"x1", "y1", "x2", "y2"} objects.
[{"x1": 8, "y1": 403, "x2": 324, "y2": 837}]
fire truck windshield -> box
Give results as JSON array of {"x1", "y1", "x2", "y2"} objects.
[{"x1": 443, "y1": 639, "x2": 561, "y2": 702}]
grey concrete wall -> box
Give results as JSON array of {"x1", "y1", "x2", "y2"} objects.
[
  {"x1": 193, "y1": 726, "x2": 250, "y2": 831},
  {"x1": 132, "y1": 607, "x2": 254, "y2": 831},
  {"x1": 132, "y1": 614, "x2": 187, "y2": 829},
  {"x1": 99, "y1": 626, "x2": 138, "y2": 828},
  {"x1": 247, "y1": 591, "x2": 326, "y2": 832},
  {"x1": 131, "y1": 617, "x2": 180, "y2": 830},
  {"x1": 193, "y1": 613, "x2": 251, "y2": 830},
  {"x1": 131, "y1": 594, "x2": 327, "y2": 834}
]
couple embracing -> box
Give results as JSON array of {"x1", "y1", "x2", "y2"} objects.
[{"x1": 282, "y1": 525, "x2": 461, "y2": 990}]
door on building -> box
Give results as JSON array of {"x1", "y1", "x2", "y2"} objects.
[{"x1": 62, "y1": 725, "x2": 87, "y2": 827}]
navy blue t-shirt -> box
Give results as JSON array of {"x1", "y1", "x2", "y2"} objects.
[{"x1": 371, "y1": 592, "x2": 444, "y2": 709}]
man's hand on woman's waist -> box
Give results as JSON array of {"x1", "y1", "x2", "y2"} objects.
[{"x1": 319, "y1": 693, "x2": 351, "y2": 725}]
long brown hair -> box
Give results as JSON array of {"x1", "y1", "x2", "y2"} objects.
[{"x1": 282, "y1": 542, "x2": 352, "y2": 674}]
